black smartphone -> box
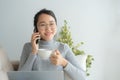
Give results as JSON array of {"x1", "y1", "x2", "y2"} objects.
[{"x1": 34, "y1": 28, "x2": 40, "y2": 44}]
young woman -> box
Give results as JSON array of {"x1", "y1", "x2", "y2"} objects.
[{"x1": 18, "y1": 9, "x2": 86, "y2": 80}]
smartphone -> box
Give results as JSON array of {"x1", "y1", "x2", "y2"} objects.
[{"x1": 34, "y1": 28, "x2": 40, "y2": 44}]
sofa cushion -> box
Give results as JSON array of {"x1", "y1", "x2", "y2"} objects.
[
  {"x1": 75, "y1": 54, "x2": 87, "y2": 71},
  {"x1": 0, "y1": 48, "x2": 13, "y2": 71},
  {"x1": 0, "y1": 48, "x2": 13, "y2": 80}
]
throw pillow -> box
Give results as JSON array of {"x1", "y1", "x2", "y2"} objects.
[{"x1": 75, "y1": 54, "x2": 88, "y2": 71}]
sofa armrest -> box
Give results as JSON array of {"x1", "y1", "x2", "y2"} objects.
[{"x1": 11, "y1": 61, "x2": 19, "y2": 71}]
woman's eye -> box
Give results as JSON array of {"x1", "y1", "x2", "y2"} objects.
[
  {"x1": 50, "y1": 24, "x2": 53, "y2": 26},
  {"x1": 40, "y1": 24, "x2": 46, "y2": 27},
  {"x1": 50, "y1": 23, "x2": 54, "y2": 26}
]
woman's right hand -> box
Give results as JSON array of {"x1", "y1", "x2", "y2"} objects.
[{"x1": 31, "y1": 32, "x2": 40, "y2": 54}]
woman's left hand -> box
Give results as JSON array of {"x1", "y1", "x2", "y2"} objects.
[{"x1": 50, "y1": 50, "x2": 68, "y2": 67}]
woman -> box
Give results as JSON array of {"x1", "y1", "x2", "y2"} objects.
[{"x1": 18, "y1": 9, "x2": 86, "y2": 80}]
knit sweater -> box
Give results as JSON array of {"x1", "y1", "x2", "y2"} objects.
[{"x1": 18, "y1": 39, "x2": 87, "y2": 80}]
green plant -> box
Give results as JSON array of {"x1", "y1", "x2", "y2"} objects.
[{"x1": 57, "y1": 20, "x2": 94, "y2": 76}]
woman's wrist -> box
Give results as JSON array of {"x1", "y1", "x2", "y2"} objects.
[
  {"x1": 62, "y1": 59, "x2": 68, "y2": 68},
  {"x1": 32, "y1": 49, "x2": 38, "y2": 54}
]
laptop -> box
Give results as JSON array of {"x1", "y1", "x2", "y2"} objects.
[{"x1": 7, "y1": 71, "x2": 64, "y2": 80}]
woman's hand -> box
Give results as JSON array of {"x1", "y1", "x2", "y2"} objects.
[
  {"x1": 31, "y1": 32, "x2": 40, "y2": 54},
  {"x1": 50, "y1": 50, "x2": 68, "y2": 67}
]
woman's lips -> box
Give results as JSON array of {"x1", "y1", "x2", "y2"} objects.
[{"x1": 45, "y1": 32, "x2": 52, "y2": 36}]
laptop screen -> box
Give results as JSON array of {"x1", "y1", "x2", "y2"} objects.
[{"x1": 7, "y1": 71, "x2": 64, "y2": 80}]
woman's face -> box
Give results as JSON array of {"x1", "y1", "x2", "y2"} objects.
[{"x1": 37, "y1": 13, "x2": 57, "y2": 41}]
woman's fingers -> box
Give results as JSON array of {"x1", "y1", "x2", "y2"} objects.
[
  {"x1": 31, "y1": 32, "x2": 40, "y2": 54},
  {"x1": 31, "y1": 32, "x2": 40, "y2": 42},
  {"x1": 50, "y1": 50, "x2": 62, "y2": 65},
  {"x1": 50, "y1": 56, "x2": 58, "y2": 65}
]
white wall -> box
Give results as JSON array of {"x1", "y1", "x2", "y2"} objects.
[
  {"x1": 104, "y1": 0, "x2": 120, "y2": 80},
  {"x1": 0, "y1": 0, "x2": 120, "y2": 80}
]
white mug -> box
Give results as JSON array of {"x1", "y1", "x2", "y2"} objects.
[{"x1": 38, "y1": 49, "x2": 52, "y2": 59}]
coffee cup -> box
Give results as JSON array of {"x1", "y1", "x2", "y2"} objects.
[{"x1": 38, "y1": 49, "x2": 52, "y2": 59}]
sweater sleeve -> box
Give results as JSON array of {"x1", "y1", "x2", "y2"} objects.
[
  {"x1": 63, "y1": 44, "x2": 87, "y2": 80},
  {"x1": 18, "y1": 43, "x2": 37, "y2": 71}
]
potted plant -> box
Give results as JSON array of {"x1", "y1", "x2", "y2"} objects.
[{"x1": 57, "y1": 20, "x2": 94, "y2": 76}]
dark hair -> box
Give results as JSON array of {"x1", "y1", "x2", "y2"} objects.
[{"x1": 34, "y1": 9, "x2": 57, "y2": 32}]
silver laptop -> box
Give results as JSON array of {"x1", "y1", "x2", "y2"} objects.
[{"x1": 7, "y1": 71, "x2": 64, "y2": 80}]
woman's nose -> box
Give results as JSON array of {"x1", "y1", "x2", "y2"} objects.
[{"x1": 45, "y1": 25, "x2": 51, "y2": 30}]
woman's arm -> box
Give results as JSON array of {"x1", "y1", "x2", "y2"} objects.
[
  {"x1": 64, "y1": 44, "x2": 87, "y2": 80},
  {"x1": 18, "y1": 43, "x2": 37, "y2": 71}
]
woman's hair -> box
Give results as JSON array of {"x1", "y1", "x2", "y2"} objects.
[{"x1": 34, "y1": 8, "x2": 57, "y2": 32}]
